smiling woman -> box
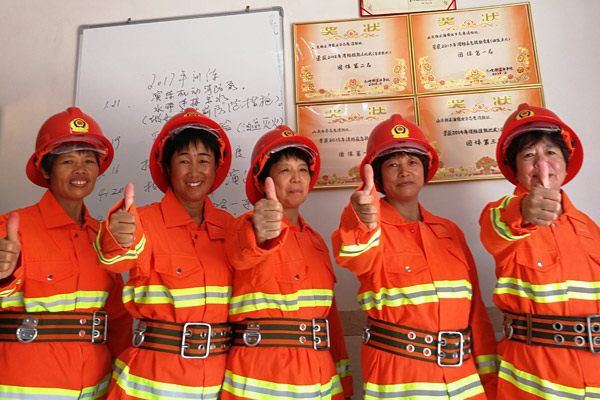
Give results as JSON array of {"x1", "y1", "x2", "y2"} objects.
[
  {"x1": 94, "y1": 108, "x2": 236, "y2": 399},
  {"x1": 332, "y1": 114, "x2": 498, "y2": 399},
  {"x1": 0, "y1": 107, "x2": 131, "y2": 399}
]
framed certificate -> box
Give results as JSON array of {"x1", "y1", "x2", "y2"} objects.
[
  {"x1": 419, "y1": 87, "x2": 544, "y2": 183},
  {"x1": 297, "y1": 98, "x2": 416, "y2": 188},
  {"x1": 294, "y1": 16, "x2": 413, "y2": 103},
  {"x1": 411, "y1": 3, "x2": 540, "y2": 93}
]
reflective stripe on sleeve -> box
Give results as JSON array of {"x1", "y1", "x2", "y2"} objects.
[
  {"x1": 95, "y1": 225, "x2": 146, "y2": 265},
  {"x1": 490, "y1": 196, "x2": 531, "y2": 242},
  {"x1": 358, "y1": 280, "x2": 471, "y2": 311},
  {"x1": 24, "y1": 291, "x2": 108, "y2": 312},
  {"x1": 0, "y1": 373, "x2": 109, "y2": 400},
  {"x1": 338, "y1": 228, "x2": 381, "y2": 258},
  {"x1": 364, "y1": 373, "x2": 484, "y2": 399},
  {"x1": 222, "y1": 369, "x2": 343, "y2": 400},
  {"x1": 123, "y1": 285, "x2": 231, "y2": 308},
  {"x1": 228, "y1": 289, "x2": 333, "y2": 316},
  {"x1": 0, "y1": 291, "x2": 24, "y2": 307},
  {"x1": 475, "y1": 354, "x2": 500, "y2": 375},
  {"x1": 112, "y1": 358, "x2": 221, "y2": 400},
  {"x1": 335, "y1": 359, "x2": 352, "y2": 379},
  {"x1": 499, "y1": 360, "x2": 599, "y2": 399},
  {"x1": 495, "y1": 278, "x2": 600, "y2": 303}
]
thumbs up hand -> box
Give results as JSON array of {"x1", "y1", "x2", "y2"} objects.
[
  {"x1": 108, "y1": 183, "x2": 137, "y2": 248},
  {"x1": 521, "y1": 161, "x2": 562, "y2": 227},
  {"x1": 252, "y1": 177, "x2": 283, "y2": 247},
  {"x1": 0, "y1": 213, "x2": 21, "y2": 280},
  {"x1": 351, "y1": 164, "x2": 378, "y2": 230}
]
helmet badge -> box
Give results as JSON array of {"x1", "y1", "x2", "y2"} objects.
[
  {"x1": 183, "y1": 111, "x2": 201, "y2": 117},
  {"x1": 516, "y1": 110, "x2": 534, "y2": 120},
  {"x1": 281, "y1": 130, "x2": 297, "y2": 137},
  {"x1": 391, "y1": 124, "x2": 409, "y2": 138},
  {"x1": 70, "y1": 118, "x2": 89, "y2": 133}
]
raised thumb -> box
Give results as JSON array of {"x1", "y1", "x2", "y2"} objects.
[
  {"x1": 123, "y1": 183, "x2": 135, "y2": 211},
  {"x1": 362, "y1": 163, "x2": 375, "y2": 193},
  {"x1": 264, "y1": 177, "x2": 278, "y2": 201},
  {"x1": 6, "y1": 212, "x2": 19, "y2": 243},
  {"x1": 538, "y1": 161, "x2": 550, "y2": 189}
]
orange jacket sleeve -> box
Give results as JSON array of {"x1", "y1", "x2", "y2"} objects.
[
  {"x1": 327, "y1": 296, "x2": 353, "y2": 398},
  {"x1": 95, "y1": 199, "x2": 146, "y2": 274},
  {"x1": 103, "y1": 271, "x2": 133, "y2": 358}
]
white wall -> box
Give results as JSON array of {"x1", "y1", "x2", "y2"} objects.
[{"x1": 1, "y1": 0, "x2": 599, "y2": 311}]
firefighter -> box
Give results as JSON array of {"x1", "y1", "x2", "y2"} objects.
[
  {"x1": 332, "y1": 114, "x2": 498, "y2": 399},
  {"x1": 480, "y1": 103, "x2": 600, "y2": 399},
  {"x1": 94, "y1": 108, "x2": 234, "y2": 399},
  {"x1": 0, "y1": 107, "x2": 131, "y2": 399},
  {"x1": 220, "y1": 126, "x2": 353, "y2": 400}
]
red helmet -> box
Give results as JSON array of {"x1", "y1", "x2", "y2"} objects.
[
  {"x1": 497, "y1": 103, "x2": 583, "y2": 185},
  {"x1": 149, "y1": 108, "x2": 231, "y2": 193},
  {"x1": 26, "y1": 107, "x2": 113, "y2": 188},
  {"x1": 360, "y1": 114, "x2": 439, "y2": 188},
  {"x1": 246, "y1": 125, "x2": 320, "y2": 205}
]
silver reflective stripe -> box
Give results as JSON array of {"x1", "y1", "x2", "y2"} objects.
[
  {"x1": 230, "y1": 293, "x2": 332, "y2": 310},
  {"x1": 359, "y1": 288, "x2": 437, "y2": 307},
  {"x1": 499, "y1": 365, "x2": 586, "y2": 399},
  {"x1": 365, "y1": 387, "x2": 448, "y2": 398},
  {"x1": 222, "y1": 374, "x2": 340, "y2": 399}
]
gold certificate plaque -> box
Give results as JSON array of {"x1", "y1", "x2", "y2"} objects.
[
  {"x1": 411, "y1": 3, "x2": 539, "y2": 93},
  {"x1": 360, "y1": 0, "x2": 456, "y2": 17},
  {"x1": 297, "y1": 99, "x2": 416, "y2": 188},
  {"x1": 419, "y1": 87, "x2": 544, "y2": 183},
  {"x1": 294, "y1": 16, "x2": 413, "y2": 103}
]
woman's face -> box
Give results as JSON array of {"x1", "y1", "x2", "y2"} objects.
[
  {"x1": 515, "y1": 136, "x2": 567, "y2": 190},
  {"x1": 169, "y1": 141, "x2": 216, "y2": 205},
  {"x1": 42, "y1": 150, "x2": 100, "y2": 203},
  {"x1": 380, "y1": 152, "x2": 424, "y2": 204},
  {"x1": 266, "y1": 155, "x2": 310, "y2": 210}
]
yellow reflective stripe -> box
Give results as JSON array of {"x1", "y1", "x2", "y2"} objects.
[
  {"x1": 435, "y1": 280, "x2": 472, "y2": 300},
  {"x1": 0, "y1": 291, "x2": 23, "y2": 307},
  {"x1": 359, "y1": 284, "x2": 438, "y2": 311},
  {"x1": 338, "y1": 228, "x2": 381, "y2": 257},
  {"x1": 0, "y1": 373, "x2": 109, "y2": 400},
  {"x1": 364, "y1": 373, "x2": 483, "y2": 399},
  {"x1": 95, "y1": 224, "x2": 147, "y2": 265},
  {"x1": 335, "y1": 359, "x2": 352, "y2": 378},
  {"x1": 490, "y1": 196, "x2": 531, "y2": 242},
  {"x1": 495, "y1": 278, "x2": 600, "y2": 303},
  {"x1": 123, "y1": 285, "x2": 231, "y2": 308},
  {"x1": 359, "y1": 280, "x2": 470, "y2": 311},
  {"x1": 112, "y1": 358, "x2": 221, "y2": 400},
  {"x1": 475, "y1": 354, "x2": 500, "y2": 375},
  {"x1": 222, "y1": 369, "x2": 342, "y2": 400},
  {"x1": 499, "y1": 360, "x2": 593, "y2": 399},
  {"x1": 229, "y1": 289, "x2": 333, "y2": 315},
  {"x1": 24, "y1": 290, "x2": 108, "y2": 312}
]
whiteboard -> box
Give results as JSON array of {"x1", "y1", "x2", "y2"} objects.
[{"x1": 75, "y1": 8, "x2": 285, "y2": 220}]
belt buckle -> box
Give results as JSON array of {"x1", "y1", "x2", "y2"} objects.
[
  {"x1": 92, "y1": 311, "x2": 107, "y2": 344},
  {"x1": 312, "y1": 318, "x2": 330, "y2": 351},
  {"x1": 16, "y1": 316, "x2": 39, "y2": 344},
  {"x1": 243, "y1": 322, "x2": 261, "y2": 347},
  {"x1": 181, "y1": 322, "x2": 211, "y2": 359},
  {"x1": 362, "y1": 323, "x2": 371, "y2": 345},
  {"x1": 586, "y1": 314, "x2": 600, "y2": 354},
  {"x1": 132, "y1": 321, "x2": 147, "y2": 347},
  {"x1": 437, "y1": 331, "x2": 464, "y2": 367}
]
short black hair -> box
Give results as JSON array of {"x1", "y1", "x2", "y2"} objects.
[
  {"x1": 161, "y1": 128, "x2": 222, "y2": 180},
  {"x1": 256, "y1": 147, "x2": 313, "y2": 186},
  {"x1": 371, "y1": 151, "x2": 429, "y2": 195},
  {"x1": 504, "y1": 130, "x2": 569, "y2": 177},
  {"x1": 40, "y1": 149, "x2": 100, "y2": 177}
]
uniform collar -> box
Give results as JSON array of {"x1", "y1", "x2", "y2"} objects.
[
  {"x1": 160, "y1": 188, "x2": 216, "y2": 228},
  {"x1": 380, "y1": 198, "x2": 440, "y2": 225},
  {"x1": 38, "y1": 189, "x2": 98, "y2": 231}
]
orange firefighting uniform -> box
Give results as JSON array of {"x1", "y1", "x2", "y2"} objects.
[
  {"x1": 95, "y1": 188, "x2": 233, "y2": 399},
  {"x1": 220, "y1": 211, "x2": 353, "y2": 400},
  {"x1": 480, "y1": 185, "x2": 600, "y2": 399},
  {"x1": 0, "y1": 190, "x2": 131, "y2": 400},
  {"x1": 332, "y1": 192, "x2": 498, "y2": 400}
]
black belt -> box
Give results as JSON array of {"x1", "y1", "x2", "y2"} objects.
[
  {"x1": 503, "y1": 310, "x2": 600, "y2": 353},
  {"x1": 133, "y1": 318, "x2": 232, "y2": 358},
  {"x1": 363, "y1": 317, "x2": 472, "y2": 366},
  {"x1": 232, "y1": 317, "x2": 330, "y2": 350},
  {"x1": 0, "y1": 310, "x2": 107, "y2": 344}
]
